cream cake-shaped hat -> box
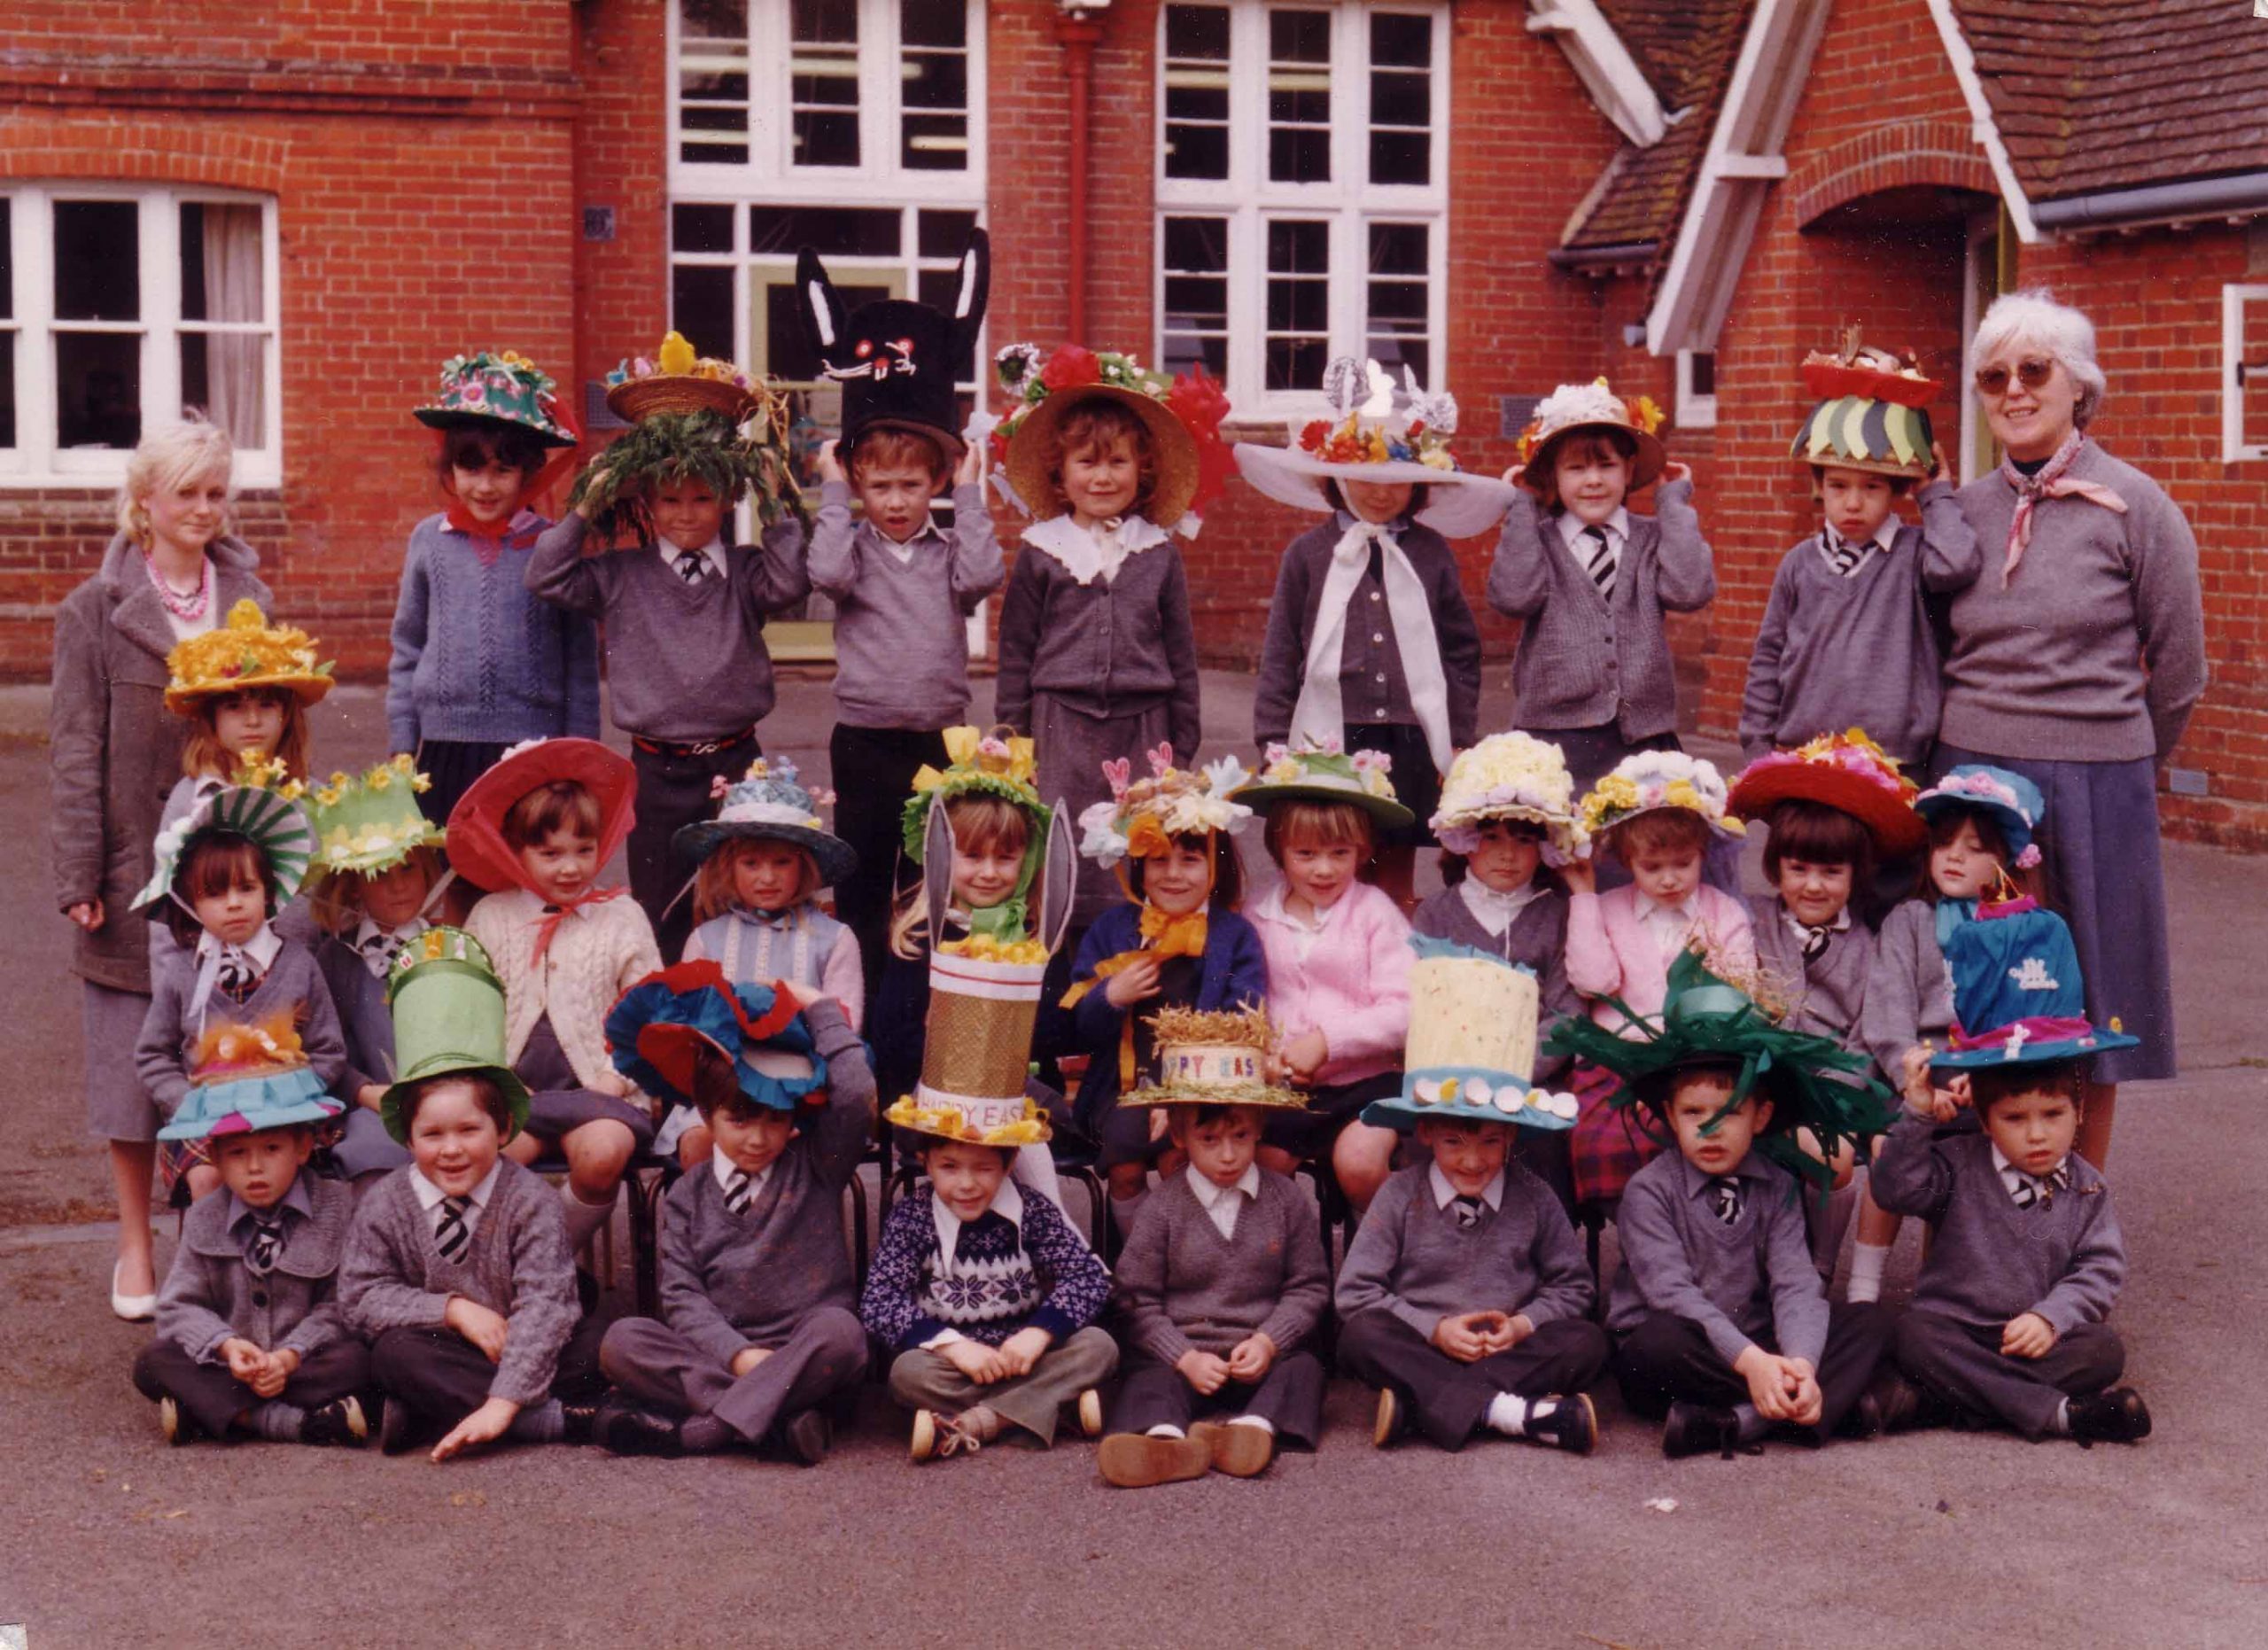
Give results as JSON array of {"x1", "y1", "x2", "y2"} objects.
[
  {"x1": 1122, "y1": 1007, "x2": 1308, "y2": 1110},
  {"x1": 1363, "y1": 937, "x2": 1578, "y2": 1131}
]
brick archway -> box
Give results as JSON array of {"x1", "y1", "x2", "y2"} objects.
[
  {"x1": 0, "y1": 113, "x2": 288, "y2": 194},
  {"x1": 1790, "y1": 120, "x2": 1998, "y2": 229}
]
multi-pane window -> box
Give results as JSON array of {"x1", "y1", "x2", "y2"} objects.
[
  {"x1": 1156, "y1": 3, "x2": 1447, "y2": 412},
  {"x1": 0, "y1": 186, "x2": 279, "y2": 485}
]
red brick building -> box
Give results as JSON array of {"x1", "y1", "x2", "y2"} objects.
[{"x1": 4, "y1": 1, "x2": 2264, "y2": 843}]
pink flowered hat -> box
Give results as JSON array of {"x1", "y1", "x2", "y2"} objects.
[{"x1": 1728, "y1": 728, "x2": 1927, "y2": 860}]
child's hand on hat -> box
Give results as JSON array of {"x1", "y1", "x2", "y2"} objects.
[
  {"x1": 1898, "y1": 1046, "x2": 1946, "y2": 1115},
  {"x1": 1177, "y1": 1348, "x2": 1233, "y2": 1395},
  {"x1": 731, "y1": 1345, "x2": 774, "y2": 1378},
  {"x1": 66, "y1": 899, "x2": 105, "y2": 932},
  {"x1": 1559, "y1": 858, "x2": 1596, "y2": 896},
  {"x1": 1226, "y1": 1333, "x2": 1277, "y2": 1382},
  {"x1": 817, "y1": 440, "x2": 846, "y2": 486},
  {"x1": 1104, "y1": 954, "x2": 1163, "y2": 1008},
  {"x1": 446, "y1": 1296, "x2": 510, "y2": 1365},
  {"x1": 2001, "y1": 1311, "x2": 2058, "y2": 1360},
  {"x1": 431, "y1": 1396, "x2": 519, "y2": 1463},
  {"x1": 357, "y1": 1083, "x2": 388, "y2": 1113},
  {"x1": 956, "y1": 438, "x2": 990, "y2": 489},
  {"x1": 940, "y1": 1336, "x2": 1009, "y2": 1384},
  {"x1": 1928, "y1": 441, "x2": 1950, "y2": 481},
  {"x1": 996, "y1": 1326, "x2": 1052, "y2": 1377}
]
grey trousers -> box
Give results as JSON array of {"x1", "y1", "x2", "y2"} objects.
[
  {"x1": 1893, "y1": 1309, "x2": 2124, "y2": 1439},
  {"x1": 599, "y1": 1306, "x2": 868, "y2": 1445},
  {"x1": 132, "y1": 1336, "x2": 369, "y2": 1436},
  {"x1": 887, "y1": 1324, "x2": 1119, "y2": 1446},
  {"x1": 1336, "y1": 1308, "x2": 1610, "y2": 1452},
  {"x1": 1110, "y1": 1347, "x2": 1327, "y2": 1449}
]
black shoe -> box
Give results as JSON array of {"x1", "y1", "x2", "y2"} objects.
[
  {"x1": 1662, "y1": 1401, "x2": 1746, "y2": 1460},
  {"x1": 1371, "y1": 1386, "x2": 1410, "y2": 1450},
  {"x1": 377, "y1": 1397, "x2": 421, "y2": 1457},
  {"x1": 159, "y1": 1397, "x2": 206, "y2": 1447},
  {"x1": 1852, "y1": 1367, "x2": 1922, "y2": 1438},
  {"x1": 301, "y1": 1396, "x2": 370, "y2": 1449},
  {"x1": 594, "y1": 1401, "x2": 684, "y2": 1458},
  {"x1": 2066, "y1": 1386, "x2": 2152, "y2": 1447},
  {"x1": 1526, "y1": 1393, "x2": 1597, "y2": 1456},
  {"x1": 559, "y1": 1402, "x2": 601, "y2": 1446},
  {"x1": 781, "y1": 1407, "x2": 832, "y2": 1467}
]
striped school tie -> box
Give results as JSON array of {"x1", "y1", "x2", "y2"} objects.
[
  {"x1": 247, "y1": 1218, "x2": 284, "y2": 1275},
  {"x1": 1823, "y1": 533, "x2": 1866, "y2": 577},
  {"x1": 2008, "y1": 1165, "x2": 2070, "y2": 1210},
  {"x1": 1579, "y1": 525, "x2": 1617, "y2": 600},
  {"x1": 434, "y1": 1195, "x2": 472, "y2": 1263},
  {"x1": 724, "y1": 1171, "x2": 756, "y2": 1216},
  {"x1": 1713, "y1": 1176, "x2": 1744, "y2": 1226},
  {"x1": 675, "y1": 549, "x2": 709, "y2": 584},
  {"x1": 1452, "y1": 1195, "x2": 1485, "y2": 1230}
]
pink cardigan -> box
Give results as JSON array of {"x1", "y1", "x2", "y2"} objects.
[
  {"x1": 1247, "y1": 881, "x2": 1412, "y2": 1086},
  {"x1": 1565, "y1": 883, "x2": 1755, "y2": 1035}
]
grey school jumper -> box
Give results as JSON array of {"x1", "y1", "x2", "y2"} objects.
[
  {"x1": 524, "y1": 512, "x2": 809, "y2": 743},
  {"x1": 801, "y1": 480, "x2": 1003, "y2": 729},
  {"x1": 1484, "y1": 482, "x2": 1714, "y2": 742},
  {"x1": 1111, "y1": 1168, "x2": 1331, "y2": 1364},
  {"x1": 1737, "y1": 480, "x2": 1980, "y2": 765},
  {"x1": 1336, "y1": 1161, "x2": 1595, "y2": 1335},
  {"x1": 1860, "y1": 900, "x2": 1953, "y2": 1086},
  {"x1": 1749, "y1": 893, "x2": 1875, "y2": 1064},
  {"x1": 993, "y1": 538, "x2": 1202, "y2": 759}
]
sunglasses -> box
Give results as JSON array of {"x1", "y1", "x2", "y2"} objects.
[{"x1": 1974, "y1": 357, "x2": 2056, "y2": 397}]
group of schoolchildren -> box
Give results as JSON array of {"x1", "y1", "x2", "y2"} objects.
[{"x1": 114, "y1": 231, "x2": 2153, "y2": 1477}]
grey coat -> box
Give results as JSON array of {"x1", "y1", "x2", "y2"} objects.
[
  {"x1": 50, "y1": 532, "x2": 271, "y2": 993},
  {"x1": 153, "y1": 1173, "x2": 355, "y2": 1362}
]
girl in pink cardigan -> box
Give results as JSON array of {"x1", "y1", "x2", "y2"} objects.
[
  {"x1": 1239, "y1": 739, "x2": 1415, "y2": 1211},
  {"x1": 1561, "y1": 752, "x2": 1754, "y2": 1206}
]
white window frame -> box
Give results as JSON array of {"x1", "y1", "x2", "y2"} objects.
[
  {"x1": 2222, "y1": 283, "x2": 2268, "y2": 463},
  {"x1": 1154, "y1": 1, "x2": 1449, "y2": 419},
  {"x1": 0, "y1": 183, "x2": 282, "y2": 488},
  {"x1": 1675, "y1": 348, "x2": 1718, "y2": 430},
  {"x1": 668, "y1": 0, "x2": 989, "y2": 201}
]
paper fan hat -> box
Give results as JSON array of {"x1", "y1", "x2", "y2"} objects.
[
  {"x1": 381, "y1": 926, "x2": 530, "y2": 1142},
  {"x1": 1515, "y1": 377, "x2": 1667, "y2": 491},
  {"x1": 135, "y1": 769, "x2": 319, "y2": 914},
  {"x1": 605, "y1": 961, "x2": 829, "y2": 1115},
  {"x1": 1233, "y1": 357, "x2": 1518, "y2": 539},
  {"x1": 797, "y1": 230, "x2": 988, "y2": 462},
  {"x1": 303, "y1": 754, "x2": 448, "y2": 880},
  {"x1": 446, "y1": 737, "x2": 637, "y2": 897},
  {"x1": 163, "y1": 597, "x2": 334, "y2": 715},
  {"x1": 416, "y1": 349, "x2": 578, "y2": 448},
  {"x1": 1578, "y1": 750, "x2": 1744, "y2": 847},
  {"x1": 1121, "y1": 1007, "x2": 1306, "y2": 1111},
  {"x1": 1543, "y1": 950, "x2": 1894, "y2": 1186},
  {"x1": 1914, "y1": 763, "x2": 2045, "y2": 869},
  {"x1": 1728, "y1": 729, "x2": 1926, "y2": 860},
  {"x1": 1791, "y1": 335, "x2": 1938, "y2": 481},
  {"x1": 1430, "y1": 732, "x2": 1587, "y2": 867},
  {"x1": 1231, "y1": 734, "x2": 1416, "y2": 830},
  {"x1": 990, "y1": 343, "x2": 1231, "y2": 530},
  {"x1": 1077, "y1": 743, "x2": 1253, "y2": 870},
  {"x1": 157, "y1": 1014, "x2": 345, "y2": 1142},
  {"x1": 674, "y1": 755, "x2": 855, "y2": 888},
  {"x1": 1929, "y1": 901, "x2": 2136, "y2": 1073},
  {"x1": 1363, "y1": 939, "x2": 1581, "y2": 1132}
]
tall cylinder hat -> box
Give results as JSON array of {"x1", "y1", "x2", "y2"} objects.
[
  {"x1": 1363, "y1": 938, "x2": 1580, "y2": 1132},
  {"x1": 381, "y1": 926, "x2": 530, "y2": 1142},
  {"x1": 796, "y1": 230, "x2": 989, "y2": 462},
  {"x1": 1929, "y1": 904, "x2": 2137, "y2": 1074}
]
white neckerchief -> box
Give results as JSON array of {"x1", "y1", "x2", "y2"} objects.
[
  {"x1": 1637, "y1": 892, "x2": 1699, "y2": 961},
  {"x1": 1817, "y1": 517, "x2": 1899, "y2": 577},
  {"x1": 1288, "y1": 515, "x2": 1453, "y2": 774},
  {"x1": 1458, "y1": 876, "x2": 1546, "y2": 939},
  {"x1": 931, "y1": 1175, "x2": 1024, "y2": 1265},
  {"x1": 1185, "y1": 1163, "x2": 1261, "y2": 1241},
  {"x1": 190, "y1": 922, "x2": 284, "y2": 1020},
  {"x1": 1429, "y1": 1163, "x2": 1505, "y2": 1210},
  {"x1": 409, "y1": 1159, "x2": 501, "y2": 1238},
  {"x1": 658, "y1": 533, "x2": 730, "y2": 582},
  {"x1": 1555, "y1": 506, "x2": 1630, "y2": 556},
  {"x1": 712, "y1": 1147, "x2": 774, "y2": 1197},
  {"x1": 1021, "y1": 512, "x2": 1169, "y2": 588}
]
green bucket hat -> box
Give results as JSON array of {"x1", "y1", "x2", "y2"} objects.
[{"x1": 380, "y1": 926, "x2": 530, "y2": 1143}]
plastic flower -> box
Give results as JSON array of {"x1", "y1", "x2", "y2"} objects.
[{"x1": 1040, "y1": 345, "x2": 1101, "y2": 393}]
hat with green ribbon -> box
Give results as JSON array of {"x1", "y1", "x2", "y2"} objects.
[{"x1": 381, "y1": 926, "x2": 530, "y2": 1143}]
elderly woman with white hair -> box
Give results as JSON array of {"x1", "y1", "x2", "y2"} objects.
[
  {"x1": 49, "y1": 415, "x2": 273, "y2": 1319},
  {"x1": 1940, "y1": 289, "x2": 2206, "y2": 1166}
]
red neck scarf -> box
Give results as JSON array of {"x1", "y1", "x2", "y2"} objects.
[{"x1": 1996, "y1": 430, "x2": 2126, "y2": 587}]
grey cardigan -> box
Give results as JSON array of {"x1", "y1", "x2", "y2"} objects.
[
  {"x1": 49, "y1": 533, "x2": 271, "y2": 993},
  {"x1": 993, "y1": 536, "x2": 1202, "y2": 757},
  {"x1": 154, "y1": 1173, "x2": 355, "y2": 1363},
  {"x1": 1485, "y1": 482, "x2": 1713, "y2": 740}
]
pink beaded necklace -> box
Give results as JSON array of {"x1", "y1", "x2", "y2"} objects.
[{"x1": 144, "y1": 551, "x2": 214, "y2": 623}]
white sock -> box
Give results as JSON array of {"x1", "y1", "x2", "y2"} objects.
[
  {"x1": 1109, "y1": 1189, "x2": 1149, "y2": 1234},
  {"x1": 1228, "y1": 1414, "x2": 1274, "y2": 1436},
  {"x1": 1144, "y1": 1424, "x2": 1186, "y2": 1439},
  {"x1": 1486, "y1": 1392, "x2": 1534, "y2": 1436},
  {"x1": 1846, "y1": 1241, "x2": 1891, "y2": 1303},
  {"x1": 2054, "y1": 1398, "x2": 2072, "y2": 1436},
  {"x1": 560, "y1": 1180, "x2": 616, "y2": 1253}
]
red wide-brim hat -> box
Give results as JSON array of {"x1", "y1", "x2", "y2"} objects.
[
  {"x1": 1728, "y1": 751, "x2": 1926, "y2": 860},
  {"x1": 446, "y1": 737, "x2": 637, "y2": 894}
]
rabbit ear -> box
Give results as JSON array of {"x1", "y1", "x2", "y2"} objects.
[
  {"x1": 1036, "y1": 801, "x2": 1076, "y2": 956},
  {"x1": 923, "y1": 799, "x2": 958, "y2": 946},
  {"x1": 947, "y1": 229, "x2": 990, "y2": 362},
  {"x1": 794, "y1": 245, "x2": 849, "y2": 358}
]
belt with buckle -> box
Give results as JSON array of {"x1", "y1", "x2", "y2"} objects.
[{"x1": 632, "y1": 727, "x2": 757, "y2": 759}]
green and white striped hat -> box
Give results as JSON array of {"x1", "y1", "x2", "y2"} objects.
[
  {"x1": 134, "y1": 782, "x2": 320, "y2": 913},
  {"x1": 1790, "y1": 395, "x2": 1936, "y2": 480}
]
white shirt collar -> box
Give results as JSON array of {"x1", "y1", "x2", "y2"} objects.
[
  {"x1": 198, "y1": 922, "x2": 284, "y2": 972},
  {"x1": 931, "y1": 1174, "x2": 1024, "y2": 1259},
  {"x1": 1253, "y1": 881, "x2": 1348, "y2": 935},
  {"x1": 1021, "y1": 512, "x2": 1169, "y2": 586},
  {"x1": 228, "y1": 1176, "x2": 313, "y2": 1234},
  {"x1": 712, "y1": 1148, "x2": 773, "y2": 1195},
  {"x1": 1186, "y1": 1163, "x2": 1261, "y2": 1208},
  {"x1": 1782, "y1": 904, "x2": 1852, "y2": 943},
  {"x1": 1458, "y1": 876, "x2": 1546, "y2": 938},
  {"x1": 1555, "y1": 506, "x2": 1629, "y2": 552},
  {"x1": 354, "y1": 913, "x2": 429, "y2": 949},
  {"x1": 866, "y1": 513, "x2": 947, "y2": 564},
  {"x1": 1825, "y1": 517, "x2": 1901, "y2": 556},
  {"x1": 409, "y1": 1158, "x2": 501, "y2": 1212},
  {"x1": 1429, "y1": 1163, "x2": 1504, "y2": 1211},
  {"x1": 1989, "y1": 1142, "x2": 2070, "y2": 1191},
  {"x1": 658, "y1": 533, "x2": 730, "y2": 580}
]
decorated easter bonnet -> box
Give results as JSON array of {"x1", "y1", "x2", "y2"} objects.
[
  {"x1": 158, "y1": 1016, "x2": 345, "y2": 1143},
  {"x1": 135, "y1": 770, "x2": 320, "y2": 914},
  {"x1": 1929, "y1": 903, "x2": 2136, "y2": 1073},
  {"x1": 446, "y1": 737, "x2": 637, "y2": 897},
  {"x1": 1515, "y1": 377, "x2": 1667, "y2": 491},
  {"x1": 1914, "y1": 763, "x2": 2045, "y2": 868},
  {"x1": 163, "y1": 597, "x2": 334, "y2": 715},
  {"x1": 674, "y1": 755, "x2": 855, "y2": 888},
  {"x1": 605, "y1": 961, "x2": 828, "y2": 1114},
  {"x1": 574, "y1": 332, "x2": 799, "y2": 539},
  {"x1": 303, "y1": 754, "x2": 448, "y2": 879},
  {"x1": 990, "y1": 342, "x2": 1231, "y2": 530},
  {"x1": 901, "y1": 726, "x2": 1055, "y2": 939},
  {"x1": 1364, "y1": 940, "x2": 1581, "y2": 1132},
  {"x1": 1121, "y1": 1007, "x2": 1305, "y2": 1111},
  {"x1": 1728, "y1": 728, "x2": 1927, "y2": 860},
  {"x1": 1234, "y1": 357, "x2": 1518, "y2": 538},
  {"x1": 381, "y1": 926, "x2": 529, "y2": 1142},
  {"x1": 1543, "y1": 950, "x2": 1893, "y2": 1185},
  {"x1": 1790, "y1": 333, "x2": 1938, "y2": 481},
  {"x1": 1231, "y1": 734, "x2": 1416, "y2": 830},
  {"x1": 1076, "y1": 744, "x2": 1253, "y2": 871},
  {"x1": 1578, "y1": 750, "x2": 1744, "y2": 847},
  {"x1": 1430, "y1": 732, "x2": 1587, "y2": 866},
  {"x1": 797, "y1": 230, "x2": 988, "y2": 461},
  {"x1": 416, "y1": 349, "x2": 579, "y2": 448}
]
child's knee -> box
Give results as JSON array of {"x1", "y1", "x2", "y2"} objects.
[
  {"x1": 566, "y1": 1120, "x2": 634, "y2": 1180},
  {"x1": 1106, "y1": 1163, "x2": 1146, "y2": 1199}
]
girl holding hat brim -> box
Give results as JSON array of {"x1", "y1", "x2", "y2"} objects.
[
  {"x1": 1244, "y1": 359, "x2": 1503, "y2": 905},
  {"x1": 51, "y1": 414, "x2": 272, "y2": 1314}
]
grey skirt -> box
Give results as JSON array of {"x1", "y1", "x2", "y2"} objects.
[
  {"x1": 516, "y1": 1013, "x2": 657, "y2": 1150},
  {"x1": 1032, "y1": 691, "x2": 1175, "y2": 930},
  {"x1": 85, "y1": 981, "x2": 159, "y2": 1141},
  {"x1": 328, "y1": 1105, "x2": 412, "y2": 1178},
  {"x1": 1933, "y1": 744, "x2": 2175, "y2": 1083}
]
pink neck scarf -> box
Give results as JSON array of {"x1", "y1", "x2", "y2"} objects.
[{"x1": 1997, "y1": 429, "x2": 2126, "y2": 586}]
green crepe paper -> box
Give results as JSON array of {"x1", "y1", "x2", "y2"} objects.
[{"x1": 568, "y1": 410, "x2": 803, "y2": 541}]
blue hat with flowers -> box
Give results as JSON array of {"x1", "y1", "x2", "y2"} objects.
[
  {"x1": 606, "y1": 961, "x2": 829, "y2": 1114},
  {"x1": 416, "y1": 350, "x2": 578, "y2": 447},
  {"x1": 1915, "y1": 764, "x2": 2046, "y2": 868},
  {"x1": 158, "y1": 1016, "x2": 345, "y2": 1143},
  {"x1": 1929, "y1": 901, "x2": 2137, "y2": 1072},
  {"x1": 673, "y1": 755, "x2": 856, "y2": 888}
]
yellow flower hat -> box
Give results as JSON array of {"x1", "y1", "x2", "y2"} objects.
[{"x1": 163, "y1": 597, "x2": 334, "y2": 715}]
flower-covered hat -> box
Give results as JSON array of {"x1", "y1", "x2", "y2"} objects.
[
  {"x1": 1121, "y1": 1007, "x2": 1306, "y2": 1111},
  {"x1": 1928, "y1": 901, "x2": 2137, "y2": 1073},
  {"x1": 575, "y1": 333, "x2": 799, "y2": 540},
  {"x1": 382, "y1": 927, "x2": 530, "y2": 1142},
  {"x1": 605, "y1": 961, "x2": 829, "y2": 1115},
  {"x1": 445, "y1": 737, "x2": 637, "y2": 897},
  {"x1": 303, "y1": 754, "x2": 447, "y2": 879},
  {"x1": 797, "y1": 230, "x2": 988, "y2": 462},
  {"x1": 416, "y1": 349, "x2": 579, "y2": 448},
  {"x1": 1578, "y1": 750, "x2": 1744, "y2": 847},
  {"x1": 157, "y1": 1016, "x2": 345, "y2": 1143},
  {"x1": 1077, "y1": 744, "x2": 1253, "y2": 870},
  {"x1": 674, "y1": 756, "x2": 855, "y2": 888},
  {"x1": 135, "y1": 771, "x2": 320, "y2": 914},
  {"x1": 163, "y1": 597, "x2": 334, "y2": 715},
  {"x1": 1231, "y1": 734, "x2": 1416, "y2": 830},
  {"x1": 1791, "y1": 336, "x2": 1938, "y2": 481},
  {"x1": 901, "y1": 725, "x2": 1051, "y2": 868},
  {"x1": 1233, "y1": 357, "x2": 1518, "y2": 538},
  {"x1": 1516, "y1": 377, "x2": 1667, "y2": 491},
  {"x1": 604, "y1": 331, "x2": 771, "y2": 424},
  {"x1": 1363, "y1": 940, "x2": 1581, "y2": 1133},
  {"x1": 1915, "y1": 764, "x2": 2045, "y2": 869},
  {"x1": 1430, "y1": 732, "x2": 1587, "y2": 867},
  {"x1": 1728, "y1": 729, "x2": 1926, "y2": 860},
  {"x1": 990, "y1": 343, "x2": 1231, "y2": 530}
]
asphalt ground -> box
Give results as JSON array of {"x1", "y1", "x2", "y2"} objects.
[{"x1": 3, "y1": 673, "x2": 2264, "y2": 1648}]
